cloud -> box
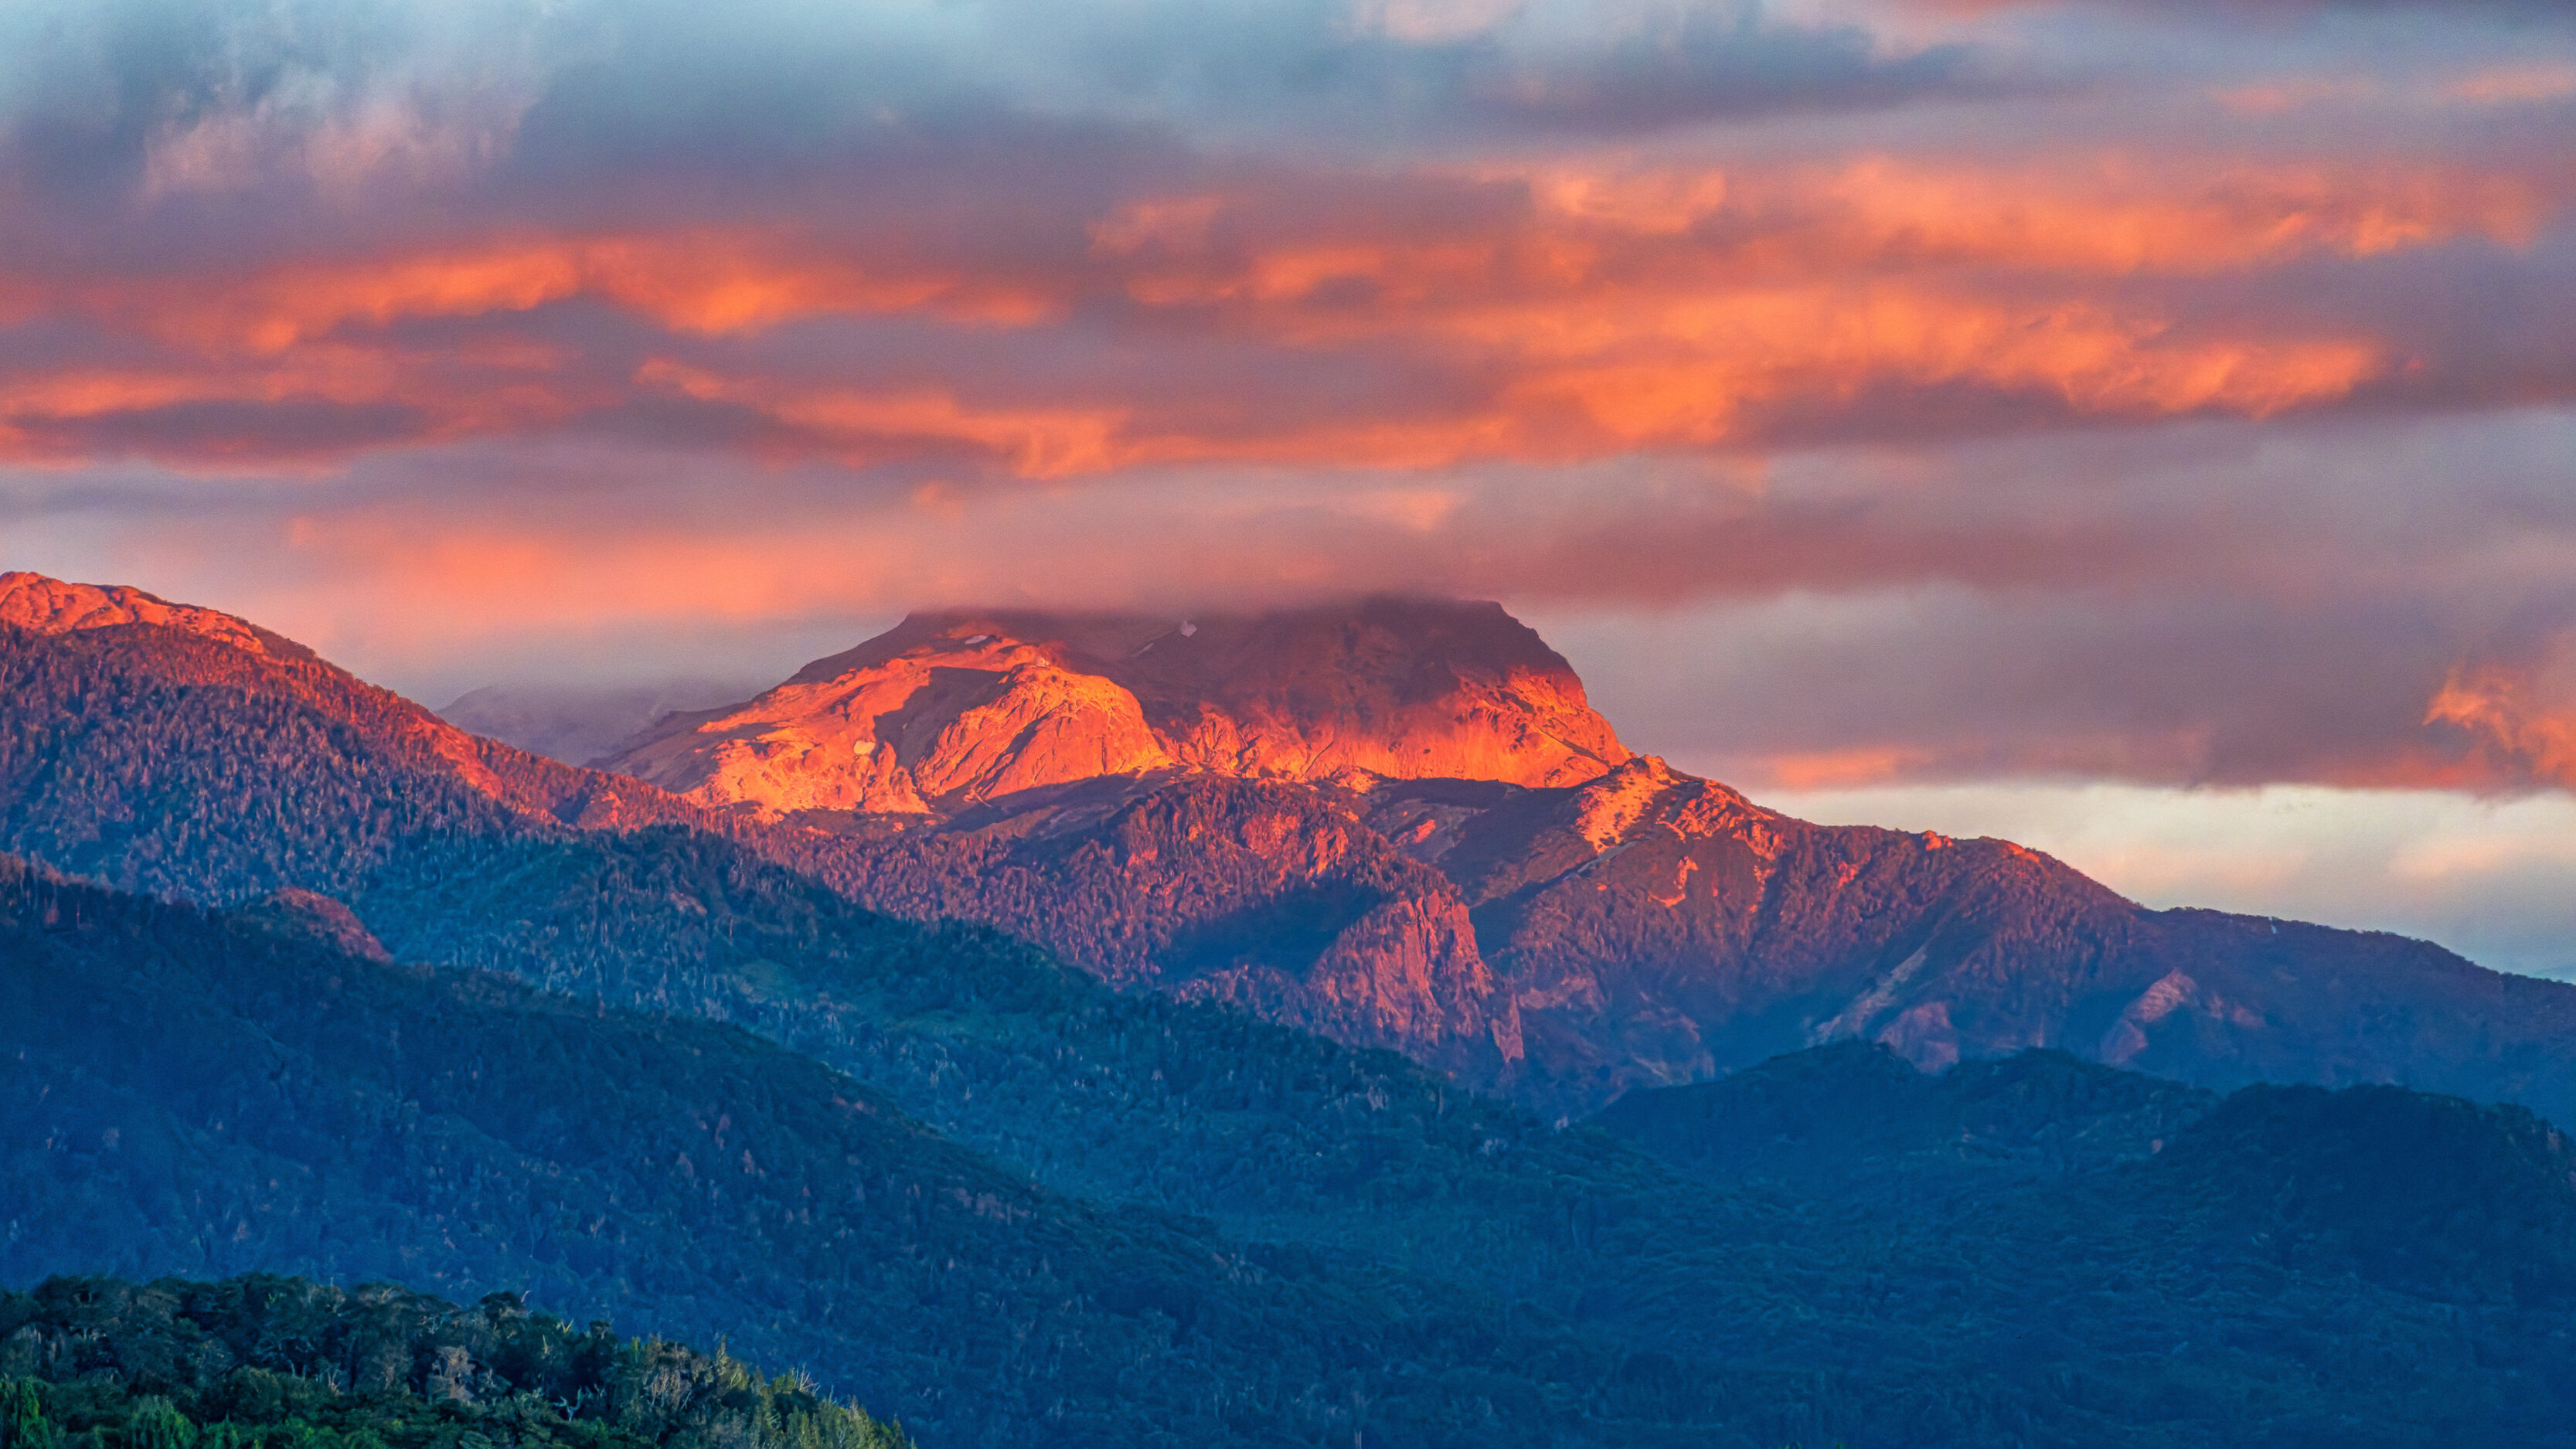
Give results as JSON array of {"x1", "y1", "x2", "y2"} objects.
[
  {"x1": 5, "y1": 400, "x2": 2566, "y2": 729},
  {"x1": 0, "y1": 0, "x2": 1999, "y2": 224},
  {"x1": 1451, "y1": 3, "x2": 1996, "y2": 132},
  {"x1": 0, "y1": 0, "x2": 549, "y2": 212},
  {"x1": 0, "y1": 0, "x2": 2565, "y2": 474},
  {"x1": 2428, "y1": 628, "x2": 2576, "y2": 787},
  {"x1": 1, "y1": 144, "x2": 2557, "y2": 471},
  {"x1": 1764, "y1": 781, "x2": 2576, "y2": 978}
]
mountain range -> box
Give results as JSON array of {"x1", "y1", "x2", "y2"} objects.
[
  {"x1": 573, "y1": 593, "x2": 2576, "y2": 1119},
  {"x1": 9, "y1": 566, "x2": 2576, "y2": 1445},
  {"x1": 16, "y1": 569, "x2": 2571, "y2": 1122}
]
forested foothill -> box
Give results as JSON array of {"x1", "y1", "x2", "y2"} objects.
[
  {"x1": 10, "y1": 856, "x2": 2576, "y2": 1447},
  {"x1": 0, "y1": 1274, "x2": 909, "y2": 1449}
]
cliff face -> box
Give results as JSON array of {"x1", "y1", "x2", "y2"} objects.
[
  {"x1": 788, "y1": 774, "x2": 1526, "y2": 1083},
  {"x1": 607, "y1": 632, "x2": 1176, "y2": 814},
  {"x1": 598, "y1": 597, "x2": 1630, "y2": 817}
]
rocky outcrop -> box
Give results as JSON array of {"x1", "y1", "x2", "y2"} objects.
[
  {"x1": 599, "y1": 597, "x2": 1629, "y2": 818},
  {"x1": 610, "y1": 636, "x2": 1173, "y2": 815},
  {"x1": 781, "y1": 774, "x2": 1523, "y2": 1083},
  {"x1": 236, "y1": 886, "x2": 396, "y2": 963},
  {"x1": 0, "y1": 572, "x2": 299, "y2": 658}
]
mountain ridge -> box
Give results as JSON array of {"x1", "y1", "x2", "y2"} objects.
[
  {"x1": 12, "y1": 571, "x2": 2576, "y2": 1124},
  {"x1": 0, "y1": 573, "x2": 305, "y2": 662}
]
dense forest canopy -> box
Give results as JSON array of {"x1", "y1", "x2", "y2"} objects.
[{"x1": 0, "y1": 1274, "x2": 909, "y2": 1449}]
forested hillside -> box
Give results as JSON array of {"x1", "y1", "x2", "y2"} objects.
[
  {"x1": 13, "y1": 858, "x2": 2576, "y2": 1444},
  {"x1": 0, "y1": 1273, "x2": 908, "y2": 1449},
  {"x1": 0, "y1": 855, "x2": 1635, "y2": 1448}
]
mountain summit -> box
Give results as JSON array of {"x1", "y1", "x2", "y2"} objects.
[
  {"x1": 601, "y1": 597, "x2": 1630, "y2": 817},
  {"x1": 0, "y1": 571, "x2": 299, "y2": 659}
]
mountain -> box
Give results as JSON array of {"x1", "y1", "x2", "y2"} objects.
[
  {"x1": 0, "y1": 1273, "x2": 911, "y2": 1449},
  {"x1": 1603, "y1": 1042, "x2": 2576, "y2": 1310},
  {"x1": 1339, "y1": 756, "x2": 2576, "y2": 1113},
  {"x1": 0, "y1": 594, "x2": 1657, "y2": 1292},
  {"x1": 0, "y1": 573, "x2": 711, "y2": 859},
  {"x1": 2140, "y1": 1080, "x2": 2576, "y2": 1304},
  {"x1": 12, "y1": 573, "x2": 2576, "y2": 1128},
  {"x1": 0, "y1": 572, "x2": 301, "y2": 659},
  {"x1": 1591, "y1": 1039, "x2": 2217, "y2": 1183},
  {"x1": 709, "y1": 608, "x2": 2576, "y2": 1116},
  {"x1": 599, "y1": 600, "x2": 1629, "y2": 818}
]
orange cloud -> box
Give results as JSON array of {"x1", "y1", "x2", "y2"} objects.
[
  {"x1": 1778, "y1": 159, "x2": 2544, "y2": 272},
  {"x1": 44, "y1": 231, "x2": 1058, "y2": 359},
  {"x1": 2428, "y1": 653, "x2": 2576, "y2": 787},
  {"x1": 1485, "y1": 289, "x2": 2380, "y2": 444},
  {"x1": 1090, "y1": 160, "x2": 2474, "y2": 454},
  {"x1": 1764, "y1": 746, "x2": 1940, "y2": 791},
  {"x1": 635, "y1": 359, "x2": 1133, "y2": 478},
  {"x1": 0, "y1": 337, "x2": 595, "y2": 466},
  {"x1": 0, "y1": 153, "x2": 2557, "y2": 472},
  {"x1": 1079, "y1": 157, "x2": 2537, "y2": 455},
  {"x1": 0, "y1": 228, "x2": 1069, "y2": 465}
]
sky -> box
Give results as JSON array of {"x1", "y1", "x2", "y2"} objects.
[{"x1": 3, "y1": 0, "x2": 2574, "y2": 973}]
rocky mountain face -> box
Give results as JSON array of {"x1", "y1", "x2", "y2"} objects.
[
  {"x1": 598, "y1": 600, "x2": 1629, "y2": 817},
  {"x1": 775, "y1": 727, "x2": 2576, "y2": 1117},
  {"x1": 0, "y1": 572, "x2": 299, "y2": 659}
]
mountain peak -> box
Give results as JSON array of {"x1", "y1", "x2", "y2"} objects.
[
  {"x1": 0, "y1": 571, "x2": 296, "y2": 659},
  {"x1": 604, "y1": 596, "x2": 1631, "y2": 818}
]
